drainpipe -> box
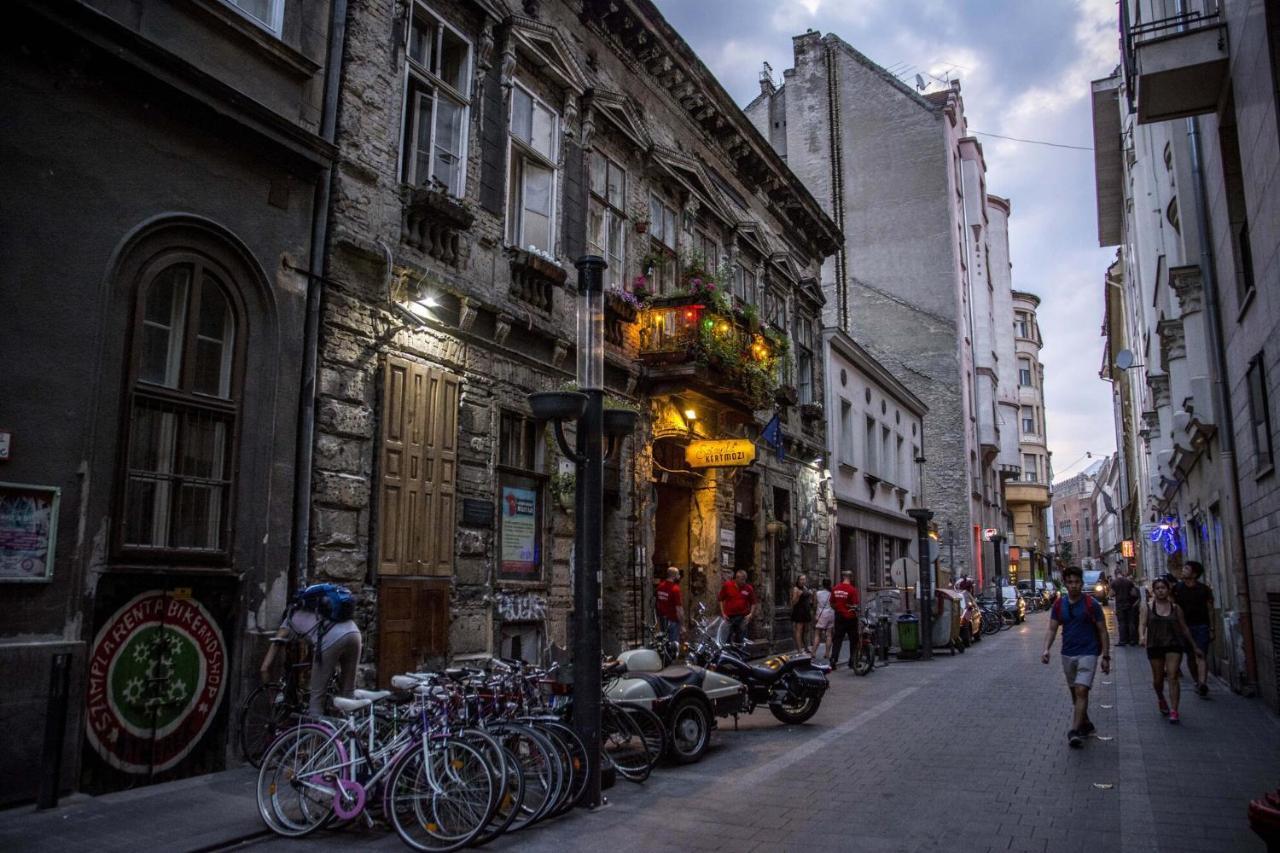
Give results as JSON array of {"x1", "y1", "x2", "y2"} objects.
[
  {"x1": 291, "y1": 0, "x2": 348, "y2": 591},
  {"x1": 1185, "y1": 114, "x2": 1258, "y2": 691}
]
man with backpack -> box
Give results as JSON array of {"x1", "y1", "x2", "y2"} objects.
[
  {"x1": 1041, "y1": 566, "x2": 1110, "y2": 748},
  {"x1": 259, "y1": 584, "x2": 362, "y2": 716}
]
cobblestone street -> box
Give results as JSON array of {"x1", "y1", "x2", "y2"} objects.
[{"x1": 234, "y1": 610, "x2": 1280, "y2": 853}]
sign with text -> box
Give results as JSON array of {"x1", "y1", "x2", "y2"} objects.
[{"x1": 685, "y1": 439, "x2": 756, "y2": 469}]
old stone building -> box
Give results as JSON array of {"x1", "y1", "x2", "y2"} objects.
[
  {"x1": 1005, "y1": 289, "x2": 1053, "y2": 585},
  {"x1": 304, "y1": 0, "x2": 840, "y2": 680},
  {"x1": 746, "y1": 33, "x2": 1022, "y2": 587},
  {"x1": 0, "y1": 0, "x2": 343, "y2": 802}
]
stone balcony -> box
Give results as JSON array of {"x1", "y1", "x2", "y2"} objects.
[
  {"x1": 400, "y1": 184, "x2": 474, "y2": 269},
  {"x1": 1128, "y1": 10, "x2": 1228, "y2": 124}
]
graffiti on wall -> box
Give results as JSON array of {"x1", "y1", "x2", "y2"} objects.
[{"x1": 496, "y1": 591, "x2": 546, "y2": 623}]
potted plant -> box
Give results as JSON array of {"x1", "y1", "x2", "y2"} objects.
[
  {"x1": 775, "y1": 384, "x2": 799, "y2": 407},
  {"x1": 630, "y1": 201, "x2": 651, "y2": 234},
  {"x1": 602, "y1": 396, "x2": 640, "y2": 437},
  {"x1": 800, "y1": 401, "x2": 824, "y2": 421},
  {"x1": 527, "y1": 389, "x2": 587, "y2": 421}
]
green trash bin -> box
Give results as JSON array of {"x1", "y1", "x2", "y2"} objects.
[{"x1": 896, "y1": 613, "x2": 920, "y2": 659}]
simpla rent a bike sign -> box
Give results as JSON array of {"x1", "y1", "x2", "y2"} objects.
[{"x1": 85, "y1": 590, "x2": 228, "y2": 774}]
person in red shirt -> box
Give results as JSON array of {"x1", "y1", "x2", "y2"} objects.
[
  {"x1": 719, "y1": 569, "x2": 757, "y2": 645},
  {"x1": 828, "y1": 571, "x2": 861, "y2": 670},
  {"x1": 655, "y1": 566, "x2": 684, "y2": 643}
]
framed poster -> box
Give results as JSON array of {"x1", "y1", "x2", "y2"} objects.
[
  {"x1": 0, "y1": 482, "x2": 60, "y2": 582},
  {"x1": 497, "y1": 474, "x2": 543, "y2": 582}
]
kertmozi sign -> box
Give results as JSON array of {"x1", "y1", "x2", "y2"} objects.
[
  {"x1": 85, "y1": 591, "x2": 227, "y2": 774},
  {"x1": 685, "y1": 439, "x2": 756, "y2": 468}
]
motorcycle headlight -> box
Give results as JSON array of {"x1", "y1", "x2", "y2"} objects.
[{"x1": 1094, "y1": 584, "x2": 1104, "y2": 592}]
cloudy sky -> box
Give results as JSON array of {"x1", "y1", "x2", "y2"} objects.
[{"x1": 653, "y1": 0, "x2": 1121, "y2": 483}]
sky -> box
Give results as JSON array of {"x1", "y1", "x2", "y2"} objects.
[{"x1": 652, "y1": 0, "x2": 1121, "y2": 484}]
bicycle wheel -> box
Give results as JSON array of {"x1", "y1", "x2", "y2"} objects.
[
  {"x1": 622, "y1": 705, "x2": 667, "y2": 771},
  {"x1": 240, "y1": 682, "x2": 294, "y2": 768},
  {"x1": 601, "y1": 703, "x2": 651, "y2": 783},
  {"x1": 473, "y1": 744, "x2": 525, "y2": 846},
  {"x1": 256, "y1": 723, "x2": 345, "y2": 837},
  {"x1": 537, "y1": 720, "x2": 589, "y2": 817},
  {"x1": 389, "y1": 737, "x2": 497, "y2": 853},
  {"x1": 853, "y1": 643, "x2": 875, "y2": 676}
]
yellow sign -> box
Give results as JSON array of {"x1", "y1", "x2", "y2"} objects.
[
  {"x1": 685, "y1": 439, "x2": 756, "y2": 468},
  {"x1": 1121, "y1": 539, "x2": 1135, "y2": 558}
]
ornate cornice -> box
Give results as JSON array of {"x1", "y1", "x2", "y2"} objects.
[
  {"x1": 1148, "y1": 373, "x2": 1171, "y2": 409},
  {"x1": 1169, "y1": 264, "x2": 1204, "y2": 315},
  {"x1": 1157, "y1": 317, "x2": 1186, "y2": 363}
]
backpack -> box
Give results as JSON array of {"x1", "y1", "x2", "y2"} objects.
[
  {"x1": 1052, "y1": 594, "x2": 1098, "y2": 624},
  {"x1": 294, "y1": 583, "x2": 357, "y2": 623}
]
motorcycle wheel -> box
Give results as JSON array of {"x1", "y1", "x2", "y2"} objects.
[
  {"x1": 666, "y1": 697, "x2": 710, "y2": 765},
  {"x1": 769, "y1": 692, "x2": 821, "y2": 725},
  {"x1": 853, "y1": 643, "x2": 875, "y2": 676}
]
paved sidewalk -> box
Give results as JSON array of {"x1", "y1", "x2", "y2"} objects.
[{"x1": 3, "y1": 611, "x2": 1278, "y2": 852}]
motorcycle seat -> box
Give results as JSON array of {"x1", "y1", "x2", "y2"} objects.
[
  {"x1": 748, "y1": 665, "x2": 782, "y2": 683},
  {"x1": 632, "y1": 668, "x2": 703, "y2": 697}
]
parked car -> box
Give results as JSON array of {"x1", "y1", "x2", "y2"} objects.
[
  {"x1": 1083, "y1": 570, "x2": 1110, "y2": 605},
  {"x1": 1000, "y1": 585, "x2": 1027, "y2": 624}
]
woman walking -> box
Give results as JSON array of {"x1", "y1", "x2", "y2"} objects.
[
  {"x1": 810, "y1": 578, "x2": 834, "y2": 660},
  {"x1": 790, "y1": 574, "x2": 814, "y2": 653},
  {"x1": 1139, "y1": 576, "x2": 1204, "y2": 724}
]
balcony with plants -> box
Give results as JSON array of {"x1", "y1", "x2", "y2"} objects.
[{"x1": 632, "y1": 252, "x2": 789, "y2": 411}]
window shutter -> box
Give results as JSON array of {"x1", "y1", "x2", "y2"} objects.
[
  {"x1": 478, "y1": 58, "x2": 508, "y2": 216},
  {"x1": 379, "y1": 356, "x2": 460, "y2": 577},
  {"x1": 561, "y1": 140, "x2": 587, "y2": 261}
]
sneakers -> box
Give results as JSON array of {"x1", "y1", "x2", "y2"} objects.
[
  {"x1": 1078, "y1": 719, "x2": 1097, "y2": 737},
  {"x1": 1196, "y1": 682, "x2": 1209, "y2": 698},
  {"x1": 1169, "y1": 710, "x2": 1180, "y2": 724},
  {"x1": 1157, "y1": 696, "x2": 1170, "y2": 716},
  {"x1": 1068, "y1": 729, "x2": 1083, "y2": 748}
]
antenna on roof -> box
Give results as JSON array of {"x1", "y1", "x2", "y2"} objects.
[
  {"x1": 760, "y1": 61, "x2": 774, "y2": 84},
  {"x1": 915, "y1": 73, "x2": 926, "y2": 91}
]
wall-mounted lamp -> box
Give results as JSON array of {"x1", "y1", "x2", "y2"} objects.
[{"x1": 683, "y1": 408, "x2": 698, "y2": 422}]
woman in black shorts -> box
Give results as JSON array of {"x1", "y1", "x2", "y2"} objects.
[{"x1": 1139, "y1": 575, "x2": 1203, "y2": 724}]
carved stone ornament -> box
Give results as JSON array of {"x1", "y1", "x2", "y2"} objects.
[
  {"x1": 500, "y1": 45, "x2": 517, "y2": 90},
  {"x1": 477, "y1": 22, "x2": 495, "y2": 70},
  {"x1": 563, "y1": 91, "x2": 578, "y2": 138},
  {"x1": 1148, "y1": 373, "x2": 1172, "y2": 409},
  {"x1": 1157, "y1": 318, "x2": 1186, "y2": 363},
  {"x1": 459, "y1": 297, "x2": 481, "y2": 332},
  {"x1": 551, "y1": 339, "x2": 571, "y2": 369},
  {"x1": 494, "y1": 313, "x2": 514, "y2": 347},
  {"x1": 1169, "y1": 264, "x2": 1204, "y2": 315}
]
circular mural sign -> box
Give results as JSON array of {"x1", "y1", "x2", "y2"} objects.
[{"x1": 85, "y1": 591, "x2": 227, "y2": 774}]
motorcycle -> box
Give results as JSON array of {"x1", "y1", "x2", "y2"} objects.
[
  {"x1": 606, "y1": 646, "x2": 746, "y2": 765},
  {"x1": 685, "y1": 613, "x2": 830, "y2": 725}
]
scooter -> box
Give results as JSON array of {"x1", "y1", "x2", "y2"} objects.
[
  {"x1": 685, "y1": 613, "x2": 829, "y2": 724},
  {"x1": 605, "y1": 645, "x2": 746, "y2": 765}
]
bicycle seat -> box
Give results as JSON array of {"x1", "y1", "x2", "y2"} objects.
[
  {"x1": 332, "y1": 696, "x2": 372, "y2": 713},
  {"x1": 353, "y1": 689, "x2": 392, "y2": 702},
  {"x1": 391, "y1": 675, "x2": 423, "y2": 690}
]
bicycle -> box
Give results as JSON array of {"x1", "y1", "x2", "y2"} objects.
[{"x1": 238, "y1": 638, "x2": 337, "y2": 767}]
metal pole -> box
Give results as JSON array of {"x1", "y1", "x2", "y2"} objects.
[
  {"x1": 992, "y1": 535, "x2": 1005, "y2": 622},
  {"x1": 571, "y1": 257, "x2": 606, "y2": 809},
  {"x1": 908, "y1": 508, "x2": 933, "y2": 660},
  {"x1": 37, "y1": 653, "x2": 71, "y2": 810}
]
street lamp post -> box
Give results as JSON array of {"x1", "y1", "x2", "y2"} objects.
[
  {"x1": 908, "y1": 507, "x2": 934, "y2": 660},
  {"x1": 991, "y1": 533, "x2": 1005, "y2": 622}
]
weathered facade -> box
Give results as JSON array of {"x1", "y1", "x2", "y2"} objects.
[
  {"x1": 1005, "y1": 289, "x2": 1053, "y2": 585},
  {"x1": 307, "y1": 0, "x2": 840, "y2": 680},
  {"x1": 1091, "y1": 0, "x2": 1280, "y2": 707},
  {"x1": 746, "y1": 34, "x2": 1021, "y2": 587},
  {"x1": 0, "y1": 0, "x2": 341, "y2": 802}
]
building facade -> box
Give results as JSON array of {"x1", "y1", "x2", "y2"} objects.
[
  {"x1": 1005, "y1": 290, "x2": 1053, "y2": 585},
  {"x1": 745, "y1": 33, "x2": 1020, "y2": 588},
  {"x1": 309, "y1": 0, "x2": 841, "y2": 681},
  {"x1": 1051, "y1": 466, "x2": 1102, "y2": 570},
  {"x1": 0, "y1": 0, "x2": 342, "y2": 802},
  {"x1": 824, "y1": 330, "x2": 928, "y2": 596},
  {"x1": 1091, "y1": 0, "x2": 1280, "y2": 706}
]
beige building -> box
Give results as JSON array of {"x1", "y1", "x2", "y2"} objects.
[{"x1": 1005, "y1": 291, "x2": 1052, "y2": 584}]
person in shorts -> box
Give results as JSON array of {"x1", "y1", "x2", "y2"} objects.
[
  {"x1": 811, "y1": 578, "x2": 834, "y2": 660},
  {"x1": 1140, "y1": 575, "x2": 1203, "y2": 723},
  {"x1": 1172, "y1": 561, "x2": 1214, "y2": 697},
  {"x1": 655, "y1": 566, "x2": 684, "y2": 644},
  {"x1": 1041, "y1": 566, "x2": 1110, "y2": 748}
]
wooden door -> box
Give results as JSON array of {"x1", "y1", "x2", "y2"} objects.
[{"x1": 377, "y1": 577, "x2": 450, "y2": 685}]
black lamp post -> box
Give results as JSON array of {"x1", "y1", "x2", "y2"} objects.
[{"x1": 908, "y1": 453, "x2": 933, "y2": 660}]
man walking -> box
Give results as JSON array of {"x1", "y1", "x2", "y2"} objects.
[
  {"x1": 1111, "y1": 568, "x2": 1138, "y2": 646},
  {"x1": 1042, "y1": 566, "x2": 1110, "y2": 748},
  {"x1": 828, "y1": 571, "x2": 861, "y2": 670},
  {"x1": 656, "y1": 566, "x2": 684, "y2": 644},
  {"x1": 1173, "y1": 561, "x2": 1214, "y2": 697},
  {"x1": 718, "y1": 569, "x2": 757, "y2": 645}
]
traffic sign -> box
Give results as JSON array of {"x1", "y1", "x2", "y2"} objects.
[{"x1": 983, "y1": 528, "x2": 999, "y2": 541}]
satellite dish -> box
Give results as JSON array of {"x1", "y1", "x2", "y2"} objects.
[
  {"x1": 915, "y1": 73, "x2": 926, "y2": 91},
  {"x1": 891, "y1": 557, "x2": 919, "y2": 588},
  {"x1": 1115, "y1": 349, "x2": 1135, "y2": 370}
]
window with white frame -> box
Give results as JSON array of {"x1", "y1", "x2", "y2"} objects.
[
  {"x1": 1018, "y1": 357, "x2": 1033, "y2": 387},
  {"x1": 840, "y1": 400, "x2": 854, "y2": 466},
  {"x1": 881, "y1": 426, "x2": 892, "y2": 483},
  {"x1": 221, "y1": 0, "x2": 284, "y2": 35},
  {"x1": 506, "y1": 83, "x2": 559, "y2": 254},
  {"x1": 402, "y1": 4, "x2": 471, "y2": 196},
  {"x1": 692, "y1": 227, "x2": 719, "y2": 271},
  {"x1": 1021, "y1": 406, "x2": 1036, "y2": 436},
  {"x1": 865, "y1": 417, "x2": 877, "y2": 476},
  {"x1": 1023, "y1": 453, "x2": 1038, "y2": 482},
  {"x1": 732, "y1": 263, "x2": 757, "y2": 309},
  {"x1": 588, "y1": 151, "x2": 626, "y2": 289},
  {"x1": 763, "y1": 288, "x2": 786, "y2": 330},
  {"x1": 1015, "y1": 312, "x2": 1030, "y2": 339},
  {"x1": 647, "y1": 195, "x2": 680, "y2": 294},
  {"x1": 794, "y1": 314, "x2": 814, "y2": 404}
]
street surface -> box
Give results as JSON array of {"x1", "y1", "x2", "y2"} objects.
[{"x1": 236, "y1": 609, "x2": 1280, "y2": 853}]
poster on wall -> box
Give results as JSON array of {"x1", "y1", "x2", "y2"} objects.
[
  {"x1": 0, "y1": 482, "x2": 60, "y2": 582},
  {"x1": 498, "y1": 476, "x2": 542, "y2": 581}
]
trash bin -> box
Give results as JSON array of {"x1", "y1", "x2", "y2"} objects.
[{"x1": 896, "y1": 613, "x2": 920, "y2": 659}]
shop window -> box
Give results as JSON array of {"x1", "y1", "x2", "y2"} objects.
[
  {"x1": 497, "y1": 410, "x2": 544, "y2": 582},
  {"x1": 120, "y1": 259, "x2": 242, "y2": 557},
  {"x1": 401, "y1": 3, "x2": 471, "y2": 196},
  {"x1": 507, "y1": 83, "x2": 559, "y2": 254},
  {"x1": 588, "y1": 151, "x2": 626, "y2": 289}
]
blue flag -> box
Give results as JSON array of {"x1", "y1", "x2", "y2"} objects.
[{"x1": 761, "y1": 414, "x2": 784, "y2": 461}]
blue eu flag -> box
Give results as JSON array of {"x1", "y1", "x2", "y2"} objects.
[{"x1": 761, "y1": 414, "x2": 784, "y2": 461}]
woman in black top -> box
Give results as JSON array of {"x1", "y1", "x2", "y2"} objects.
[
  {"x1": 1140, "y1": 576, "x2": 1202, "y2": 724},
  {"x1": 790, "y1": 574, "x2": 814, "y2": 654}
]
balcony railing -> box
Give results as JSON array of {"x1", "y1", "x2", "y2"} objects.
[{"x1": 1122, "y1": 6, "x2": 1228, "y2": 124}]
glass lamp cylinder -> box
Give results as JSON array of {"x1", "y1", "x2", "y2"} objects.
[{"x1": 576, "y1": 255, "x2": 607, "y2": 389}]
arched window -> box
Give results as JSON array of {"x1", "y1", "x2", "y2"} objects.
[{"x1": 120, "y1": 255, "x2": 243, "y2": 557}]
